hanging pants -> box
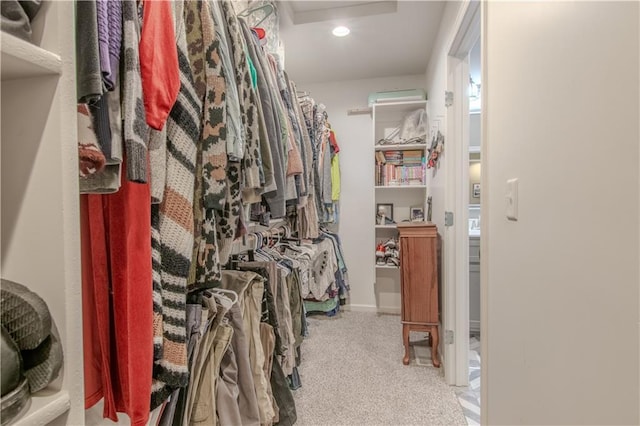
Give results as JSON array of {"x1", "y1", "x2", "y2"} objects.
[{"x1": 81, "y1": 164, "x2": 154, "y2": 426}]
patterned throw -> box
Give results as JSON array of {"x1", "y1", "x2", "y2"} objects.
[{"x1": 150, "y1": 0, "x2": 202, "y2": 409}]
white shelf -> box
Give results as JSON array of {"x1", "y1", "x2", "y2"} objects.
[
  {"x1": 375, "y1": 143, "x2": 427, "y2": 151},
  {"x1": 376, "y1": 264, "x2": 400, "y2": 270},
  {"x1": 375, "y1": 224, "x2": 397, "y2": 229},
  {"x1": 372, "y1": 99, "x2": 427, "y2": 111},
  {"x1": 469, "y1": 146, "x2": 481, "y2": 154},
  {"x1": 375, "y1": 185, "x2": 426, "y2": 189},
  {"x1": 2, "y1": 3, "x2": 84, "y2": 424},
  {"x1": 1, "y1": 33, "x2": 62, "y2": 81},
  {"x1": 14, "y1": 390, "x2": 70, "y2": 426}
]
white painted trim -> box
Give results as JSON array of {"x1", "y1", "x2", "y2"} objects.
[
  {"x1": 448, "y1": 55, "x2": 471, "y2": 388},
  {"x1": 443, "y1": 0, "x2": 481, "y2": 389},
  {"x1": 344, "y1": 304, "x2": 401, "y2": 315},
  {"x1": 449, "y1": 1, "x2": 481, "y2": 58},
  {"x1": 480, "y1": 2, "x2": 489, "y2": 424}
]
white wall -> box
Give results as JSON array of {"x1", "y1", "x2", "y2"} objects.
[
  {"x1": 483, "y1": 2, "x2": 639, "y2": 424},
  {"x1": 300, "y1": 74, "x2": 426, "y2": 310}
]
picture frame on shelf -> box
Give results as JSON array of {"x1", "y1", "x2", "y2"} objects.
[
  {"x1": 376, "y1": 203, "x2": 394, "y2": 224},
  {"x1": 410, "y1": 205, "x2": 425, "y2": 222}
]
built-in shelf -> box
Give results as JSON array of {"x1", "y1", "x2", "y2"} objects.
[
  {"x1": 14, "y1": 390, "x2": 70, "y2": 426},
  {"x1": 1, "y1": 33, "x2": 62, "y2": 81},
  {"x1": 469, "y1": 146, "x2": 481, "y2": 154},
  {"x1": 376, "y1": 264, "x2": 399, "y2": 270},
  {"x1": 375, "y1": 143, "x2": 428, "y2": 151},
  {"x1": 372, "y1": 100, "x2": 427, "y2": 111},
  {"x1": 375, "y1": 224, "x2": 397, "y2": 229},
  {"x1": 375, "y1": 185, "x2": 426, "y2": 189}
]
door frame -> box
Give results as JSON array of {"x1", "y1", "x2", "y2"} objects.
[{"x1": 443, "y1": 0, "x2": 480, "y2": 387}]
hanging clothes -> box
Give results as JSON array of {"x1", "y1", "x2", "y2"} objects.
[
  {"x1": 77, "y1": 1, "x2": 347, "y2": 423},
  {"x1": 81, "y1": 162, "x2": 154, "y2": 426},
  {"x1": 151, "y1": 0, "x2": 203, "y2": 407},
  {"x1": 139, "y1": 0, "x2": 180, "y2": 131}
]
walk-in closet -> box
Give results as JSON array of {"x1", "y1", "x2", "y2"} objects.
[{"x1": 3, "y1": 1, "x2": 640, "y2": 426}]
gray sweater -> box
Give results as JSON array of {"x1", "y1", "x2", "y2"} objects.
[{"x1": 76, "y1": 0, "x2": 104, "y2": 104}]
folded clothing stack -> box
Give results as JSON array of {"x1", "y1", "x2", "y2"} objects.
[{"x1": 375, "y1": 238, "x2": 400, "y2": 267}]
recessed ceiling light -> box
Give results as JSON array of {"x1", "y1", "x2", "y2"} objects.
[{"x1": 332, "y1": 26, "x2": 350, "y2": 37}]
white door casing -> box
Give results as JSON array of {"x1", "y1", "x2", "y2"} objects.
[{"x1": 443, "y1": 0, "x2": 480, "y2": 387}]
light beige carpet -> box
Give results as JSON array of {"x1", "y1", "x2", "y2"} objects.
[{"x1": 293, "y1": 310, "x2": 466, "y2": 425}]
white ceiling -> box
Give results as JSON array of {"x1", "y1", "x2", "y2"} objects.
[{"x1": 278, "y1": 1, "x2": 446, "y2": 84}]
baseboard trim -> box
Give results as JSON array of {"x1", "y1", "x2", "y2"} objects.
[{"x1": 344, "y1": 304, "x2": 401, "y2": 315}]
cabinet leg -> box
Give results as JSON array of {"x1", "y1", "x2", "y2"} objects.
[
  {"x1": 430, "y1": 326, "x2": 440, "y2": 368},
  {"x1": 402, "y1": 324, "x2": 410, "y2": 365}
]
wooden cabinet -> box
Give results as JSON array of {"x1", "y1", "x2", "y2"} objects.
[{"x1": 397, "y1": 222, "x2": 440, "y2": 367}]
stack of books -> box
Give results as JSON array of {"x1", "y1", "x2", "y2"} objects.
[{"x1": 375, "y1": 150, "x2": 426, "y2": 186}]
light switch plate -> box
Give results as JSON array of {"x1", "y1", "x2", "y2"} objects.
[{"x1": 506, "y1": 178, "x2": 518, "y2": 221}]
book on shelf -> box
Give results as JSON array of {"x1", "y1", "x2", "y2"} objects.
[
  {"x1": 374, "y1": 149, "x2": 426, "y2": 186},
  {"x1": 376, "y1": 164, "x2": 425, "y2": 186}
]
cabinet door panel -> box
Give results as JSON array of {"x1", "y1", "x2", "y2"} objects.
[{"x1": 401, "y1": 236, "x2": 438, "y2": 324}]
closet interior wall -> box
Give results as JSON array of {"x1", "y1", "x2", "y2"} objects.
[{"x1": 302, "y1": 74, "x2": 426, "y2": 313}]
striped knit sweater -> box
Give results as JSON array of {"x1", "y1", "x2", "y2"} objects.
[
  {"x1": 150, "y1": 0, "x2": 202, "y2": 409},
  {"x1": 122, "y1": 0, "x2": 150, "y2": 183}
]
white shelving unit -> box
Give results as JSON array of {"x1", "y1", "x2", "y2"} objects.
[
  {"x1": 1, "y1": 2, "x2": 83, "y2": 425},
  {"x1": 372, "y1": 100, "x2": 429, "y2": 310}
]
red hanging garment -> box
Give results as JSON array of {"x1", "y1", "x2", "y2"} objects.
[
  {"x1": 138, "y1": 0, "x2": 180, "y2": 130},
  {"x1": 81, "y1": 162, "x2": 154, "y2": 426}
]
